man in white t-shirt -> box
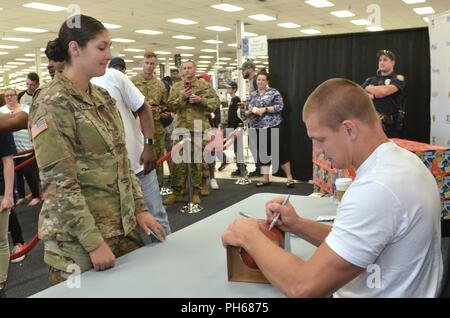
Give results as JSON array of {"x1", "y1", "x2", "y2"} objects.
[
  {"x1": 222, "y1": 78, "x2": 443, "y2": 297},
  {"x1": 92, "y1": 62, "x2": 171, "y2": 235}
]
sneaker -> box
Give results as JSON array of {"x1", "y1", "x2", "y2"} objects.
[
  {"x1": 210, "y1": 178, "x2": 219, "y2": 190},
  {"x1": 11, "y1": 244, "x2": 26, "y2": 263},
  {"x1": 218, "y1": 162, "x2": 229, "y2": 172}
]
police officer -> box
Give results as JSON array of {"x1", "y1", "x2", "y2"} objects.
[
  {"x1": 29, "y1": 15, "x2": 165, "y2": 285},
  {"x1": 131, "y1": 52, "x2": 167, "y2": 188},
  {"x1": 362, "y1": 50, "x2": 406, "y2": 137},
  {"x1": 164, "y1": 61, "x2": 219, "y2": 206}
]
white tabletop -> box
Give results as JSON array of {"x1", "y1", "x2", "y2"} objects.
[{"x1": 31, "y1": 193, "x2": 337, "y2": 298}]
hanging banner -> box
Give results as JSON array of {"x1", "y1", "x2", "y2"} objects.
[
  {"x1": 428, "y1": 11, "x2": 450, "y2": 147},
  {"x1": 248, "y1": 35, "x2": 268, "y2": 57}
]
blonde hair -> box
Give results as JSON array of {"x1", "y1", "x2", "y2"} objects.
[
  {"x1": 144, "y1": 51, "x2": 157, "y2": 59},
  {"x1": 303, "y1": 78, "x2": 379, "y2": 131}
]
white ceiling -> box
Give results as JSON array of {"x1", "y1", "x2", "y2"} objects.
[{"x1": 0, "y1": 0, "x2": 448, "y2": 88}]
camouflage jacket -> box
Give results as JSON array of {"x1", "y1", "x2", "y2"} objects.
[
  {"x1": 167, "y1": 78, "x2": 219, "y2": 131},
  {"x1": 29, "y1": 74, "x2": 146, "y2": 253},
  {"x1": 131, "y1": 73, "x2": 166, "y2": 121}
]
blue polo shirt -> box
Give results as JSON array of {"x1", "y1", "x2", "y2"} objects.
[{"x1": 0, "y1": 132, "x2": 16, "y2": 196}]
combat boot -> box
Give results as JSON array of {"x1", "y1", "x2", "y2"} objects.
[
  {"x1": 201, "y1": 179, "x2": 210, "y2": 196},
  {"x1": 192, "y1": 192, "x2": 201, "y2": 205},
  {"x1": 163, "y1": 193, "x2": 183, "y2": 206}
]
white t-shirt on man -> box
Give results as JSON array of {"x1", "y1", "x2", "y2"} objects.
[
  {"x1": 91, "y1": 68, "x2": 145, "y2": 174},
  {"x1": 326, "y1": 141, "x2": 443, "y2": 298}
]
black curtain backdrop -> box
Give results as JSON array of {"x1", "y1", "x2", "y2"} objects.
[{"x1": 268, "y1": 27, "x2": 430, "y2": 181}]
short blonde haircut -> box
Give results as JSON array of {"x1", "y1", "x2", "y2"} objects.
[{"x1": 303, "y1": 78, "x2": 379, "y2": 131}]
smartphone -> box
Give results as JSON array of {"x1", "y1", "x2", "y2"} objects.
[{"x1": 184, "y1": 81, "x2": 192, "y2": 89}]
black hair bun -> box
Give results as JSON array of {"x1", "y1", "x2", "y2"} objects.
[{"x1": 45, "y1": 38, "x2": 66, "y2": 62}]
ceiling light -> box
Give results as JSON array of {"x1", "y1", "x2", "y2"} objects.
[
  {"x1": 14, "y1": 27, "x2": 47, "y2": 33},
  {"x1": 229, "y1": 63, "x2": 238, "y2": 66},
  {"x1": 117, "y1": 54, "x2": 126, "y2": 57},
  {"x1": 413, "y1": 7, "x2": 435, "y2": 15},
  {"x1": 7, "y1": 62, "x2": 26, "y2": 65},
  {"x1": 24, "y1": 53, "x2": 45, "y2": 57},
  {"x1": 277, "y1": 22, "x2": 300, "y2": 29},
  {"x1": 227, "y1": 43, "x2": 237, "y2": 48},
  {"x1": 124, "y1": 48, "x2": 144, "y2": 52},
  {"x1": 135, "y1": 29, "x2": 163, "y2": 35},
  {"x1": 3, "y1": 65, "x2": 18, "y2": 69},
  {"x1": 103, "y1": 23, "x2": 122, "y2": 29},
  {"x1": 330, "y1": 10, "x2": 355, "y2": 18},
  {"x1": 199, "y1": 55, "x2": 214, "y2": 59},
  {"x1": 201, "y1": 49, "x2": 217, "y2": 53},
  {"x1": 168, "y1": 18, "x2": 198, "y2": 25},
  {"x1": 366, "y1": 26, "x2": 384, "y2": 32},
  {"x1": 423, "y1": 17, "x2": 430, "y2": 23},
  {"x1": 112, "y1": 38, "x2": 135, "y2": 43},
  {"x1": 259, "y1": 55, "x2": 268, "y2": 59},
  {"x1": 305, "y1": 0, "x2": 334, "y2": 8},
  {"x1": 133, "y1": 55, "x2": 144, "y2": 59},
  {"x1": 248, "y1": 14, "x2": 276, "y2": 22},
  {"x1": 176, "y1": 46, "x2": 195, "y2": 50},
  {"x1": 203, "y1": 40, "x2": 223, "y2": 44},
  {"x1": 197, "y1": 60, "x2": 212, "y2": 64},
  {"x1": 172, "y1": 35, "x2": 196, "y2": 40},
  {"x1": 16, "y1": 58, "x2": 34, "y2": 61},
  {"x1": 244, "y1": 32, "x2": 258, "y2": 37},
  {"x1": 350, "y1": 19, "x2": 372, "y2": 26},
  {"x1": 0, "y1": 45, "x2": 19, "y2": 49},
  {"x1": 22, "y1": 2, "x2": 66, "y2": 11},
  {"x1": 181, "y1": 59, "x2": 189, "y2": 62},
  {"x1": 219, "y1": 57, "x2": 232, "y2": 61},
  {"x1": 301, "y1": 28, "x2": 321, "y2": 35},
  {"x1": 154, "y1": 51, "x2": 172, "y2": 55},
  {"x1": 1, "y1": 37, "x2": 32, "y2": 42},
  {"x1": 205, "y1": 26, "x2": 231, "y2": 32},
  {"x1": 180, "y1": 53, "x2": 194, "y2": 57},
  {"x1": 402, "y1": 0, "x2": 426, "y2": 4},
  {"x1": 123, "y1": 59, "x2": 134, "y2": 63},
  {"x1": 211, "y1": 3, "x2": 243, "y2": 12}
]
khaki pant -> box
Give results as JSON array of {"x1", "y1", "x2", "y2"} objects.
[
  {"x1": 0, "y1": 196, "x2": 10, "y2": 284},
  {"x1": 47, "y1": 229, "x2": 143, "y2": 285}
]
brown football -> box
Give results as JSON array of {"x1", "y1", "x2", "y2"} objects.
[{"x1": 240, "y1": 219, "x2": 285, "y2": 269}]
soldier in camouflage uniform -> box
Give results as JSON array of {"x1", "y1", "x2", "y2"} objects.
[
  {"x1": 29, "y1": 15, "x2": 165, "y2": 285},
  {"x1": 131, "y1": 52, "x2": 166, "y2": 187},
  {"x1": 164, "y1": 61, "x2": 219, "y2": 205}
]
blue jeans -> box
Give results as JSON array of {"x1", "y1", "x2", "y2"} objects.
[{"x1": 137, "y1": 170, "x2": 172, "y2": 235}]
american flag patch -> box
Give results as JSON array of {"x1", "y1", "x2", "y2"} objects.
[{"x1": 31, "y1": 117, "x2": 48, "y2": 139}]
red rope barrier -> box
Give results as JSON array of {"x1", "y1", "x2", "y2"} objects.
[
  {"x1": 9, "y1": 234, "x2": 40, "y2": 260},
  {"x1": 14, "y1": 156, "x2": 36, "y2": 171},
  {"x1": 9, "y1": 141, "x2": 186, "y2": 260},
  {"x1": 14, "y1": 148, "x2": 34, "y2": 156}
]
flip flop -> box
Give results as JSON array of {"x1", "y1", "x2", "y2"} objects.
[{"x1": 256, "y1": 181, "x2": 271, "y2": 187}]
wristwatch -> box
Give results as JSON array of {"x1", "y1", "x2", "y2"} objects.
[{"x1": 144, "y1": 138, "x2": 154, "y2": 145}]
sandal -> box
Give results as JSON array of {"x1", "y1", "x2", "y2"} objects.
[
  {"x1": 286, "y1": 179, "x2": 295, "y2": 188},
  {"x1": 256, "y1": 181, "x2": 271, "y2": 187}
]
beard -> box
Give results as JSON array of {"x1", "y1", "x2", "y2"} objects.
[{"x1": 243, "y1": 72, "x2": 249, "y2": 79}]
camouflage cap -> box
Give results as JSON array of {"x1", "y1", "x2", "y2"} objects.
[{"x1": 240, "y1": 60, "x2": 256, "y2": 70}]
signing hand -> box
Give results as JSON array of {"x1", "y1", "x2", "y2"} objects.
[
  {"x1": 265, "y1": 196, "x2": 300, "y2": 232},
  {"x1": 136, "y1": 212, "x2": 166, "y2": 242},
  {"x1": 140, "y1": 145, "x2": 157, "y2": 174},
  {"x1": 89, "y1": 242, "x2": 116, "y2": 271}
]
